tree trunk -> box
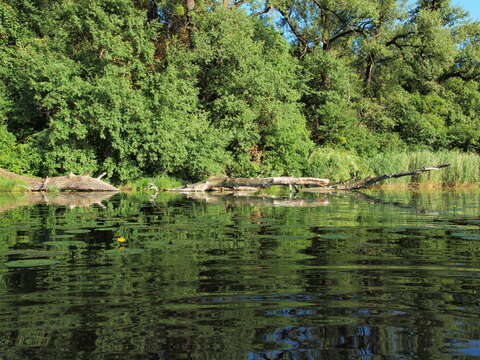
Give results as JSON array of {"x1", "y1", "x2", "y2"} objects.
[
  {"x1": 170, "y1": 176, "x2": 330, "y2": 192},
  {"x1": 0, "y1": 168, "x2": 118, "y2": 192}
]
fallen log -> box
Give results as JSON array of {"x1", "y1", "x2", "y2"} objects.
[
  {"x1": 169, "y1": 176, "x2": 330, "y2": 192},
  {"x1": 169, "y1": 164, "x2": 450, "y2": 192},
  {"x1": 0, "y1": 168, "x2": 119, "y2": 192}
]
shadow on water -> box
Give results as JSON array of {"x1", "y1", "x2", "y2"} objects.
[{"x1": 0, "y1": 190, "x2": 480, "y2": 359}]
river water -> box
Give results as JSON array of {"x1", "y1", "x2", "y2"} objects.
[{"x1": 0, "y1": 190, "x2": 479, "y2": 359}]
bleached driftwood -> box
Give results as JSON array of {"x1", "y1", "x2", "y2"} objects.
[
  {"x1": 0, "y1": 168, "x2": 118, "y2": 192},
  {"x1": 169, "y1": 176, "x2": 330, "y2": 192},
  {"x1": 170, "y1": 164, "x2": 450, "y2": 192}
]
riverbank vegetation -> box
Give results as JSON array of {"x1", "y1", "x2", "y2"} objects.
[
  {"x1": 127, "y1": 175, "x2": 185, "y2": 192},
  {"x1": 0, "y1": 177, "x2": 27, "y2": 193},
  {"x1": 309, "y1": 149, "x2": 480, "y2": 187},
  {"x1": 1, "y1": 0, "x2": 479, "y2": 187}
]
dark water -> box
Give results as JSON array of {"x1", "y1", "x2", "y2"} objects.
[{"x1": 1, "y1": 190, "x2": 480, "y2": 359}]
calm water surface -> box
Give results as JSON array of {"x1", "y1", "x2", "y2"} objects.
[{"x1": 0, "y1": 190, "x2": 480, "y2": 359}]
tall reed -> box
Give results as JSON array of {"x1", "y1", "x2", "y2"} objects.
[
  {"x1": 366, "y1": 150, "x2": 480, "y2": 186},
  {"x1": 0, "y1": 176, "x2": 28, "y2": 193},
  {"x1": 307, "y1": 149, "x2": 479, "y2": 187}
]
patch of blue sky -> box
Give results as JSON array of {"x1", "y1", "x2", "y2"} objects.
[{"x1": 455, "y1": 0, "x2": 480, "y2": 20}]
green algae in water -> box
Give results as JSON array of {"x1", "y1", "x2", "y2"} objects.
[{"x1": 5, "y1": 259, "x2": 59, "y2": 268}]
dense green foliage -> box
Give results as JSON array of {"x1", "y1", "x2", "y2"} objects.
[{"x1": 1, "y1": 0, "x2": 480, "y2": 183}]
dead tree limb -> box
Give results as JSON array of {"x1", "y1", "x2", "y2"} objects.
[
  {"x1": 0, "y1": 168, "x2": 118, "y2": 192},
  {"x1": 169, "y1": 164, "x2": 450, "y2": 192},
  {"x1": 169, "y1": 176, "x2": 330, "y2": 192},
  {"x1": 328, "y1": 164, "x2": 450, "y2": 190}
]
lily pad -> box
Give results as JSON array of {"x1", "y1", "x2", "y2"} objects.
[
  {"x1": 95, "y1": 227, "x2": 118, "y2": 231},
  {"x1": 51, "y1": 234, "x2": 75, "y2": 239},
  {"x1": 320, "y1": 233, "x2": 349, "y2": 240},
  {"x1": 143, "y1": 241, "x2": 166, "y2": 249},
  {"x1": 63, "y1": 229, "x2": 90, "y2": 234},
  {"x1": 6, "y1": 249, "x2": 63, "y2": 258},
  {"x1": 44, "y1": 241, "x2": 87, "y2": 248},
  {"x1": 104, "y1": 248, "x2": 144, "y2": 256},
  {"x1": 5, "y1": 259, "x2": 59, "y2": 268},
  {"x1": 452, "y1": 233, "x2": 480, "y2": 241}
]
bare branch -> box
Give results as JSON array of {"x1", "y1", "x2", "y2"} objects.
[
  {"x1": 252, "y1": 6, "x2": 272, "y2": 16},
  {"x1": 276, "y1": 8, "x2": 308, "y2": 48},
  {"x1": 385, "y1": 31, "x2": 416, "y2": 47},
  {"x1": 233, "y1": 0, "x2": 248, "y2": 7},
  {"x1": 331, "y1": 164, "x2": 451, "y2": 190}
]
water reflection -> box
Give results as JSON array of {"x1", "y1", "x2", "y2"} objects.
[
  {"x1": 184, "y1": 192, "x2": 330, "y2": 207},
  {"x1": 0, "y1": 192, "x2": 116, "y2": 213},
  {"x1": 0, "y1": 191, "x2": 479, "y2": 359}
]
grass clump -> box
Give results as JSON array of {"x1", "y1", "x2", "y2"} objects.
[
  {"x1": 0, "y1": 176, "x2": 28, "y2": 193},
  {"x1": 258, "y1": 185, "x2": 292, "y2": 195},
  {"x1": 128, "y1": 175, "x2": 185, "y2": 192},
  {"x1": 46, "y1": 185, "x2": 61, "y2": 193}
]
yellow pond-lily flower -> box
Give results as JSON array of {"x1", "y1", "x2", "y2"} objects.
[{"x1": 116, "y1": 237, "x2": 126, "y2": 243}]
